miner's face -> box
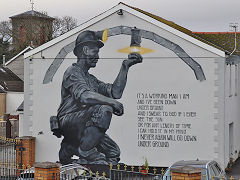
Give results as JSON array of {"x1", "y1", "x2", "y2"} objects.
[{"x1": 83, "y1": 45, "x2": 100, "y2": 68}]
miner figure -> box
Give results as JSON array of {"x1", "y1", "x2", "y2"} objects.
[{"x1": 55, "y1": 30, "x2": 142, "y2": 165}]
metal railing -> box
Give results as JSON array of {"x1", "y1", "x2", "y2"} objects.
[
  {"x1": 0, "y1": 163, "x2": 162, "y2": 180},
  {"x1": 109, "y1": 164, "x2": 162, "y2": 180},
  {"x1": 0, "y1": 165, "x2": 33, "y2": 180},
  {"x1": 0, "y1": 163, "x2": 239, "y2": 180},
  {"x1": 162, "y1": 172, "x2": 238, "y2": 180},
  {"x1": 162, "y1": 175, "x2": 240, "y2": 180},
  {"x1": 0, "y1": 136, "x2": 22, "y2": 171},
  {"x1": 110, "y1": 169, "x2": 161, "y2": 180}
]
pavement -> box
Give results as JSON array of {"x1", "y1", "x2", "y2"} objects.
[{"x1": 227, "y1": 158, "x2": 240, "y2": 180}]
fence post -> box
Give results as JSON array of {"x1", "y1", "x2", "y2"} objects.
[
  {"x1": 3, "y1": 114, "x2": 11, "y2": 138},
  {"x1": 34, "y1": 162, "x2": 61, "y2": 180},
  {"x1": 109, "y1": 163, "x2": 113, "y2": 180}
]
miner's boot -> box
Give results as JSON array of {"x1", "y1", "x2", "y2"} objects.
[
  {"x1": 59, "y1": 140, "x2": 77, "y2": 165},
  {"x1": 78, "y1": 146, "x2": 108, "y2": 164}
]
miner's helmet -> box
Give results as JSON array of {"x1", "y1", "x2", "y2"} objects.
[{"x1": 73, "y1": 31, "x2": 104, "y2": 56}]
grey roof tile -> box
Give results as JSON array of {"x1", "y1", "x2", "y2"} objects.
[{"x1": 10, "y1": 10, "x2": 54, "y2": 20}]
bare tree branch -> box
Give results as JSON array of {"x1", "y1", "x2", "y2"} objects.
[
  {"x1": 0, "y1": 20, "x2": 12, "y2": 42},
  {"x1": 52, "y1": 16, "x2": 78, "y2": 38}
]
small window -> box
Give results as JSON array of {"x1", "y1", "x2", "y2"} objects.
[
  {"x1": 19, "y1": 26, "x2": 26, "y2": 42},
  {"x1": 40, "y1": 27, "x2": 45, "y2": 44}
]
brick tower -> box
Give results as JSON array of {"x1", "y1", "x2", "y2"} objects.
[{"x1": 10, "y1": 10, "x2": 54, "y2": 51}]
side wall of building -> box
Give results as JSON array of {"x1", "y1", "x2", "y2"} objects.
[
  {"x1": 224, "y1": 63, "x2": 240, "y2": 166},
  {"x1": 6, "y1": 92, "x2": 23, "y2": 115},
  {"x1": 24, "y1": 10, "x2": 224, "y2": 167},
  {"x1": 215, "y1": 57, "x2": 227, "y2": 168},
  {"x1": 6, "y1": 55, "x2": 24, "y2": 81}
]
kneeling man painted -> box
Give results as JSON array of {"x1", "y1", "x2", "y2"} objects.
[{"x1": 51, "y1": 30, "x2": 142, "y2": 165}]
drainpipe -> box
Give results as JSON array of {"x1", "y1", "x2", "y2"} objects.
[
  {"x1": 230, "y1": 26, "x2": 237, "y2": 56},
  {"x1": 2, "y1": 54, "x2": 5, "y2": 66},
  {"x1": 228, "y1": 24, "x2": 238, "y2": 97},
  {"x1": 235, "y1": 65, "x2": 238, "y2": 96}
]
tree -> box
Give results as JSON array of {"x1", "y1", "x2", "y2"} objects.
[
  {"x1": 52, "y1": 16, "x2": 78, "y2": 38},
  {"x1": 0, "y1": 38, "x2": 14, "y2": 65},
  {"x1": 0, "y1": 20, "x2": 12, "y2": 42},
  {"x1": 0, "y1": 21, "x2": 13, "y2": 65},
  {"x1": 0, "y1": 15, "x2": 78, "y2": 43},
  {"x1": 0, "y1": 14, "x2": 78, "y2": 61}
]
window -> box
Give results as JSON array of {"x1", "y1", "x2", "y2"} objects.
[
  {"x1": 40, "y1": 27, "x2": 46, "y2": 44},
  {"x1": 19, "y1": 26, "x2": 26, "y2": 42}
]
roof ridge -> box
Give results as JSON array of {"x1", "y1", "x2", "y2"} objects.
[
  {"x1": 24, "y1": 2, "x2": 226, "y2": 58},
  {"x1": 5, "y1": 46, "x2": 33, "y2": 66},
  {"x1": 120, "y1": 2, "x2": 193, "y2": 35},
  {"x1": 193, "y1": 32, "x2": 240, "y2": 34},
  {"x1": 10, "y1": 10, "x2": 54, "y2": 19},
  {"x1": 122, "y1": 3, "x2": 231, "y2": 54}
]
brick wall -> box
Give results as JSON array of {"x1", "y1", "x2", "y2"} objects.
[
  {"x1": 34, "y1": 162, "x2": 60, "y2": 180},
  {"x1": 16, "y1": 137, "x2": 36, "y2": 168},
  {"x1": 172, "y1": 171, "x2": 202, "y2": 180},
  {"x1": 171, "y1": 166, "x2": 202, "y2": 180}
]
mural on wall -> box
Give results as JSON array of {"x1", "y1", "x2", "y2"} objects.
[
  {"x1": 48, "y1": 26, "x2": 206, "y2": 165},
  {"x1": 43, "y1": 26, "x2": 206, "y2": 84}
]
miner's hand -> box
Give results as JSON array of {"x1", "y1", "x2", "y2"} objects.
[
  {"x1": 112, "y1": 100, "x2": 124, "y2": 116},
  {"x1": 123, "y1": 53, "x2": 143, "y2": 67}
]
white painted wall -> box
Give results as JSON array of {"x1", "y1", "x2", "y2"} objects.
[
  {"x1": 24, "y1": 51, "x2": 33, "y2": 136},
  {"x1": 18, "y1": 111, "x2": 24, "y2": 137},
  {"x1": 6, "y1": 92, "x2": 23, "y2": 115},
  {"x1": 215, "y1": 57, "x2": 227, "y2": 168},
  {"x1": 224, "y1": 64, "x2": 240, "y2": 166},
  {"x1": 24, "y1": 10, "x2": 226, "y2": 167}
]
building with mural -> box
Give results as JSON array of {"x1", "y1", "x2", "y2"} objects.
[{"x1": 22, "y1": 3, "x2": 240, "y2": 168}]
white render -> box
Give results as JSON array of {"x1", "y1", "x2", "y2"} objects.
[
  {"x1": 6, "y1": 92, "x2": 23, "y2": 115},
  {"x1": 23, "y1": 3, "x2": 239, "y2": 169},
  {"x1": 18, "y1": 111, "x2": 24, "y2": 137}
]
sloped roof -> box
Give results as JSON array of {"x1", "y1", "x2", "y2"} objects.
[
  {"x1": 0, "y1": 66, "x2": 23, "y2": 92},
  {"x1": 120, "y1": 2, "x2": 193, "y2": 36},
  {"x1": 5, "y1": 46, "x2": 33, "y2": 66},
  {"x1": 120, "y1": 2, "x2": 229, "y2": 55},
  {"x1": 25, "y1": 3, "x2": 225, "y2": 59},
  {"x1": 0, "y1": 66, "x2": 21, "y2": 81},
  {"x1": 0, "y1": 88, "x2": 6, "y2": 93},
  {"x1": 0, "y1": 81, "x2": 24, "y2": 92},
  {"x1": 10, "y1": 10, "x2": 54, "y2": 20},
  {"x1": 192, "y1": 32, "x2": 240, "y2": 55},
  {"x1": 17, "y1": 101, "x2": 24, "y2": 111}
]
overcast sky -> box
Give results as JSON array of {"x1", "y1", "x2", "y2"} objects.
[{"x1": 1, "y1": 0, "x2": 240, "y2": 32}]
